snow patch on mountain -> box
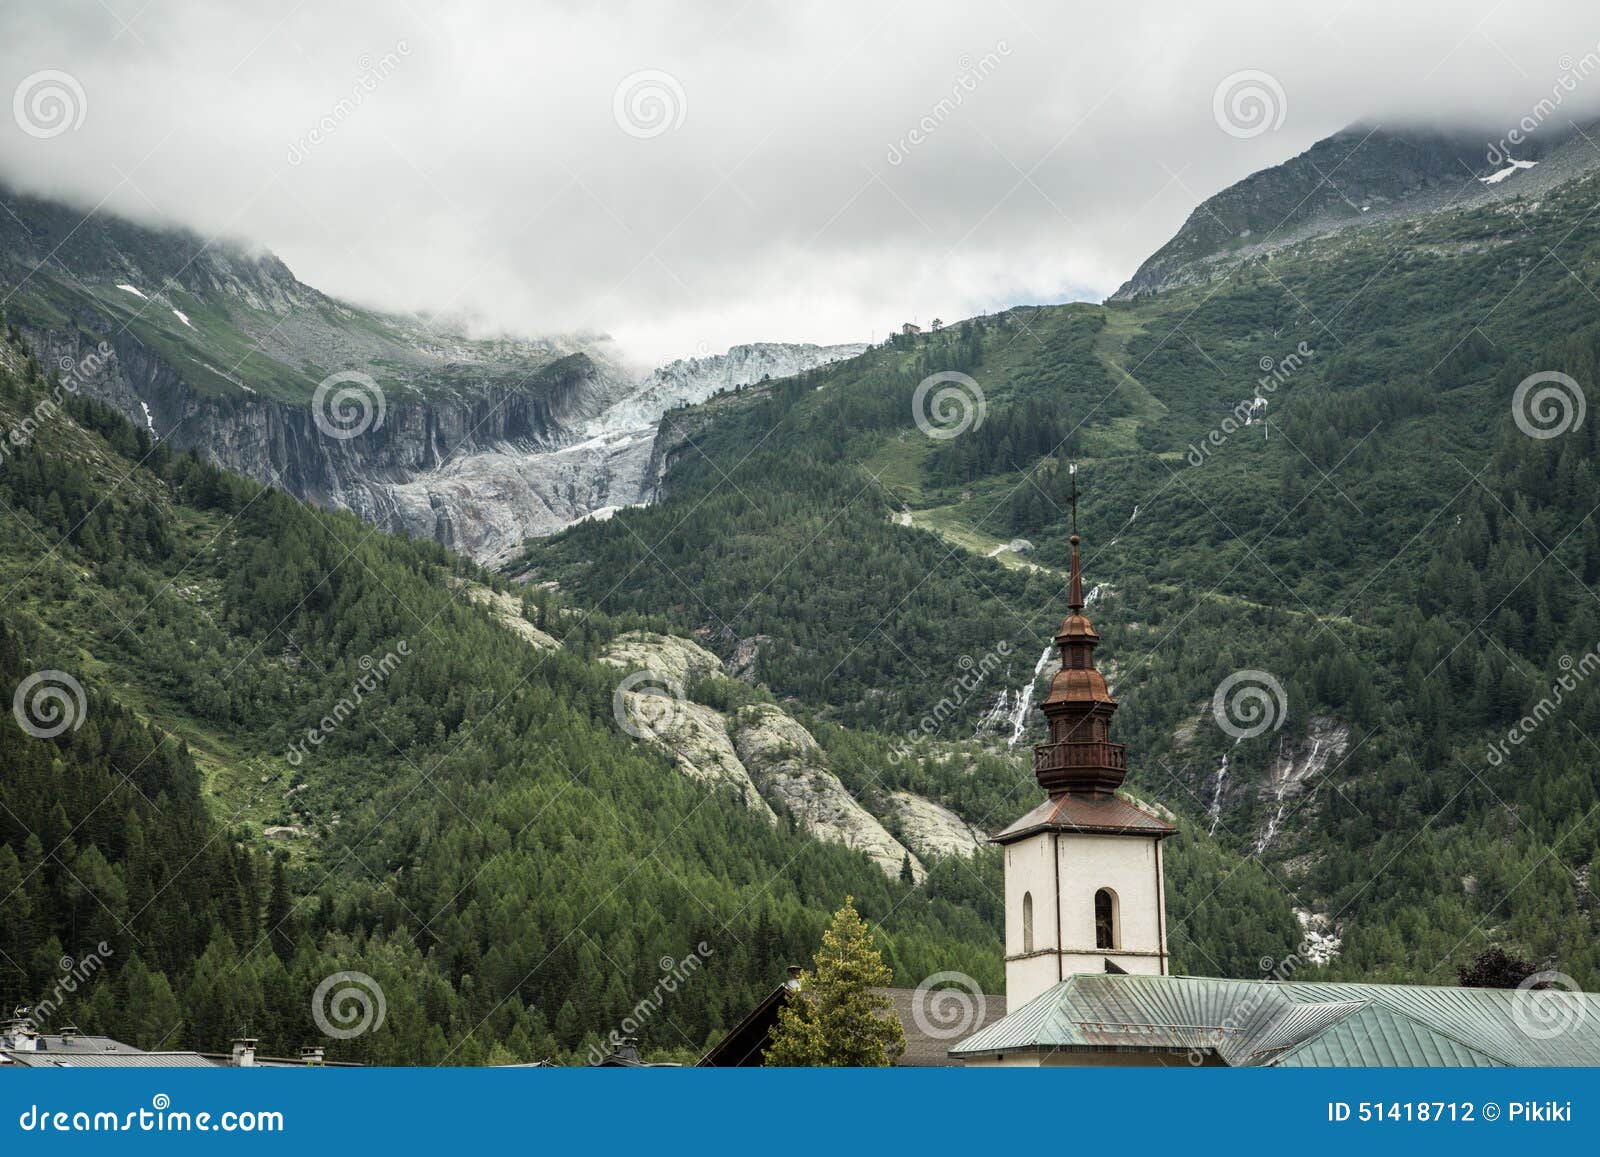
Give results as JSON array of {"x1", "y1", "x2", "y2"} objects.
[{"x1": 1480, "y1": 158, "x2": 1537, "y2": 185}]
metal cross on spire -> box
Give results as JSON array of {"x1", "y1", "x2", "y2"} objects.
[
  {"x1": 1066, "y1": 463, "x2": 1084, "y2": 612},
  {"x1": 1067, "y1": 462, "x2": 1079, "y2": 537}
]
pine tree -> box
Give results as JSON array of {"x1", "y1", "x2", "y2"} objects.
[{"x1": 764, "y1": 897, "x2": 905, "y2": 1066}]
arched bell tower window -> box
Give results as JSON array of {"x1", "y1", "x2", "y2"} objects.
[
  {"x1": 1022, "y1": 891, "x2": 1034, "y2": 953},
  {"x1": 1094, "y1": 888, "x2": 1118, "y2": 950}
]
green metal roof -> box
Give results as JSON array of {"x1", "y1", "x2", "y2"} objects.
[{"x1": 949, "y1": 973, "x2": 1600, "y2": 1066}]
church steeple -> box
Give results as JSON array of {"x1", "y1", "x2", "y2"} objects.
[
  {"x1": 993, "y1": 470, "x2": 1172, "y2": 1002},
  {"x1": 1034, "y1": 472, "x2": 1126, "y2": 796}
]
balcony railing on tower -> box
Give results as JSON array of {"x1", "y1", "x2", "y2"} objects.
[{"x1": 1033, "y1": 739, "x2": 1127, "y2": 794}]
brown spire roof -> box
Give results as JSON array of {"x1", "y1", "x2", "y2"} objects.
[{"x1": 1033, "y1": 527, "x2": 1127, "y2": 796}]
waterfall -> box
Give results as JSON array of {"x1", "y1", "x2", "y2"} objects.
[
  {"x1": 1005, "y1": 645, "x2": 1055, "y2": 748},
  {"x1": 1255, "y1": 737, "x2": 1320, "y2": 854},
  {"x1": 1208, "y1": 752, "x2": 1228, "y2": 834}
]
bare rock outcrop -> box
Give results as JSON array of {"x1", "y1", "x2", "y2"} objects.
[
  {"x1": 885, "y1": 791, "x2": 986, "y2": 858},
  {"x1": 619, "y1": 696, "x2": 776, "y2": 823},
  {"x1": 599, "y1": 630, "x2": 725, "y2": 688},
  {"x1": 460, "y1": 583, "x2": 561, "y2": 651},
  {"x1": 733, "y1": 704, "x2": 923, "y2": 881}
]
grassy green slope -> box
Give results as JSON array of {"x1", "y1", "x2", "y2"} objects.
[
  {"x1": 526, "y1": 168, "x2": 1600, "y2": 988},
  {"x1": 0, "y1": 331, "x2": 1019, "y2": 1062}
]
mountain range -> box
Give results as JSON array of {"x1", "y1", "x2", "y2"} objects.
[
  {"x1": 3, "y1": 113, "x2": 1599, "y2": 1061},
  {"x1": 0, "y1": 183, "x2": 863, "y2": 563}
]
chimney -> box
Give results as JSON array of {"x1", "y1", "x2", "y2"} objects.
[
  {"x1": 58, "y1": 1025, "x2": 79, "y2": 1044},
  {"x1": 230, "y1": 1038, "x2": 258, "y2": 1067},
  {"x1": 614, "y1": 1037, "x2": 640, "y2": 1064},
  {"x1": 785, "y1": 965, "x2": 802, "y2": 990},
  {"x1": 299, "y1": 1045, "x2": 325, "y2": 1066}
]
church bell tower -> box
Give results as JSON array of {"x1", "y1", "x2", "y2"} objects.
[{"x1": 994, "y1": 476, "x2": 1174, "y2": 1005}]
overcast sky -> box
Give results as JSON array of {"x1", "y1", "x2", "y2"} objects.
[{"x1": 4, "y1": 1, "x2": 1600, "y2": 367}]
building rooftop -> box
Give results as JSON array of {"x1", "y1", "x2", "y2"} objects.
[
  {"x1": 949, "y1": 972, "x2": 1600, "y2": 1066},
  {"x1": 992, "y1": 792, "x2": 1175, "y2": 844}
]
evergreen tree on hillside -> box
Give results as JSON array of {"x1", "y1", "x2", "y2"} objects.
[
  {"x1": 1458, "y1": 946, "x2": 1537, "y2": 989},
  {"x1": 765, "y1": 897, "x2": 905, "y2": 1067}
]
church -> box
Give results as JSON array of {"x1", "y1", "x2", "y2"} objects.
[{"x1": 948, "y1": 523, "x2": 1600, "y2": 1067}]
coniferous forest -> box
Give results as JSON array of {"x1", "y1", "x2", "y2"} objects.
[{"x1": 4, "y1": 128, "x2": 1600, "y2": 1067}]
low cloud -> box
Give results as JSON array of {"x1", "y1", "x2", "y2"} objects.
[{"x1": 4, "y1": 0, "x2": 1599, "y2": 363}]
